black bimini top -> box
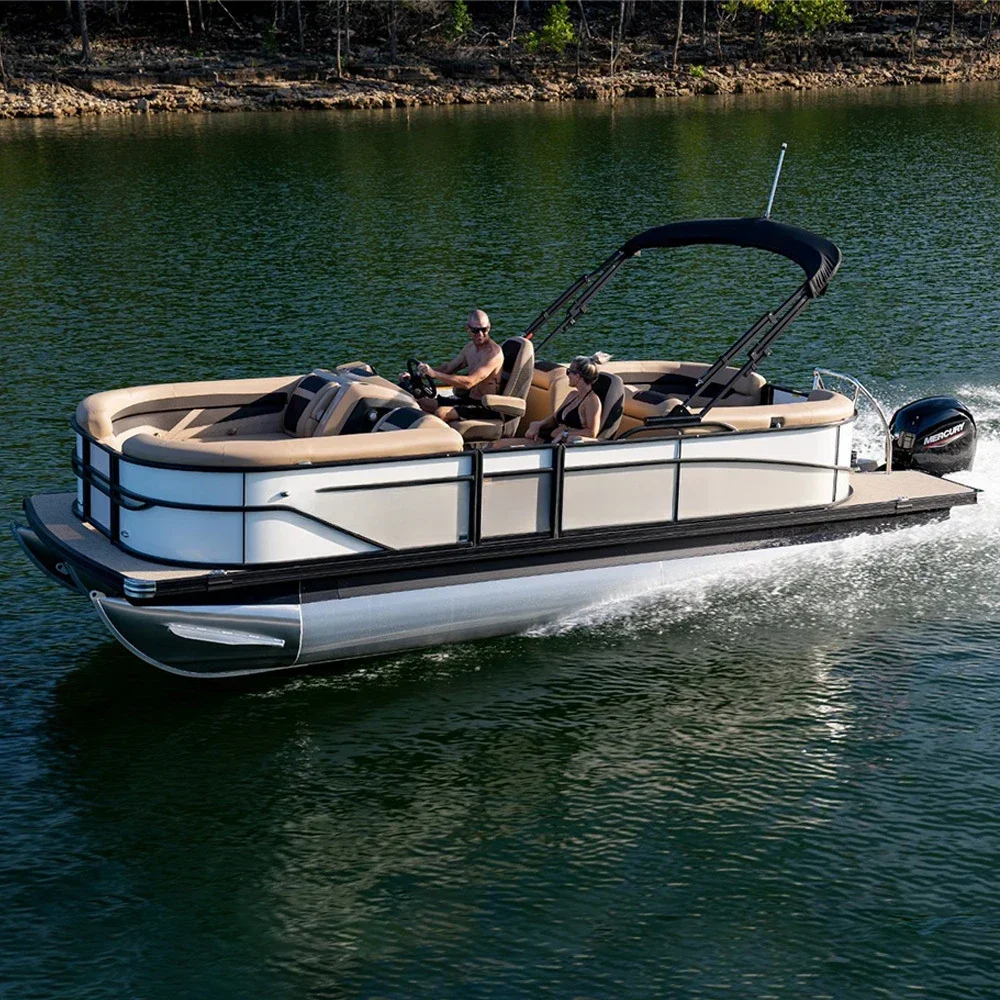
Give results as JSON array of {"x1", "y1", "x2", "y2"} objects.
[
  {"x1": 526, "y1": 215, "x2": 844, "y2": 405},
  {"x1": 619, "y1": 216, "x2": 842, "y2": 298}
]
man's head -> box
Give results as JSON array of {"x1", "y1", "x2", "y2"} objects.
[{"x1": 466, "y1": 309, "x2": 492, "y2": 347}]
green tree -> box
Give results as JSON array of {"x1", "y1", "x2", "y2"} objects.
[
  {"x1": 447, "y1": 0, "x2": 472, "y2": 41},
  {"x1": 526, "y1": 0, "x2": 577, "y2": 55},
  {"x1": 723, "y1": 0, "x2": 774, "y2": 16},
  {"x1": 773, "y1": 0, "x2": 851, "y2": 34},
  {"x1": 723, "y1": 0, "x2": 848, "y2": 56}
]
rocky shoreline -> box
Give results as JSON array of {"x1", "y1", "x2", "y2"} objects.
[{"x1": 2, "y1": 45, "x2": 1000, "y2": 119}]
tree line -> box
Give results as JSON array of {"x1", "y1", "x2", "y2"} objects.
[{"x1": 1, "y1": 2, "x2": 999, "y2": 76}]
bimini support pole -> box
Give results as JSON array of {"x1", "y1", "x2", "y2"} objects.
[
  {"x1": 531, "y1": 249, "x2": 629, "y2": 350},
  {"x1": 763, "y1": 142, "x2": 787, "y2": 220}
]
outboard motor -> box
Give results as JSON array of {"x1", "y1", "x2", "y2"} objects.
[{"x1": 889, "y1": 396, "x2": 976, "y2": 476}]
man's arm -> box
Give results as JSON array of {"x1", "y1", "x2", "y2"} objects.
[
  {"x1": 434, "y1": 345, "x2": 470, "y2": 376},
  {"x1": 430, "y1": 350, "x2": 501, "y2": 391}
]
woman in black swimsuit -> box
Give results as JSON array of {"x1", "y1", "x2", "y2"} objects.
[{"x1": 526, "y1": 356, "x2": 603, "y2": 443}]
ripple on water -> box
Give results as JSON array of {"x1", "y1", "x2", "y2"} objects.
[{"x1": 4, "y1": 93, "x2": 1000, "y2": 999}]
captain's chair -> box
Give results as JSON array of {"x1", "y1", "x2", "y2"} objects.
[
  {"x1": 594, "y1": 371, "x2": 626, "y2": 439},
  {"x1": 451, "y1": 336, "x2": 535, "y2": 442}
]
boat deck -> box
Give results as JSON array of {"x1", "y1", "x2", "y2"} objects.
[
  {"x1": 25, "y1": 493, "x2": 216, "y2": 583},
  {"x1": 22, "y1": 469, "x2": 977, "y2": 600},
  {"x1": 841, "y1": 468, "x2": 975, "y2": 506}
]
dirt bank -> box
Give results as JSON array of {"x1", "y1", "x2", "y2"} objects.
[{"x1": 2, "y1": 36, "x2": 1000, "y2": 119}]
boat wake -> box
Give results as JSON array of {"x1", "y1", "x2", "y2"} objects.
[{"x1": 528, "y1": 382, "x2": 1000, "y2": 643}]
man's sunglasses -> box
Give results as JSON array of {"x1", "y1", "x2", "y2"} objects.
[{"x1": 467, "y1": 325, "x2": 490, "y2": 334}]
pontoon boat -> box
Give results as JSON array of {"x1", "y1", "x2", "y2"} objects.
[{"x1": 13, "y1": 216, "x2": 978, "y2": 677}]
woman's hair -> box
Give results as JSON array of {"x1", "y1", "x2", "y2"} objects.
[{"x1": 568, "y1": 355, "x2": 600, "y2": 385}]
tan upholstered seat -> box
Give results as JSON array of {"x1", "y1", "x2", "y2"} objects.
[
  {"x1": 619, "y1": 388, "x2": 855, "y2": 437},
  {"x1": 608, "y1": 361, "x2": 765, "y2": 418},
  {"x1": 451, "y1": 336, "x2": 535, "y2": 443},
  {"x1": 121, "y1": 417, "x2": 464, "y2": 467},
  {"x1": 373, "y1": 407, "x2": 446, "y2": 432},
  {"x1": 75, "y1": 373, "x2": 462, "y2": 467},
  {"x1": 607, "y1": 361, "x2": 767, "y2": 434},
  {"x1": 295, "y1": 382, "x2": 343, "y2": 437},
  {"x1": 76, "y1": 375, "x2": 302, "y2": 444},
  {"x1": 518, "y1": 362, "x2": 571, "y2": 436},
  {"x1": 704, "y1": 389, "x2": 854, "y2": 430}
]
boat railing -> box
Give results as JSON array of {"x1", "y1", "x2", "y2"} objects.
[
  {"x1": 812, "y1": 368, "x2": 892, "y2": 473},
  {"x1": 618, "y1": 418, "x2": 738, "y2": 441}
]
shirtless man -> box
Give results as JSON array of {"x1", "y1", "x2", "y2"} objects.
[{"x1": 416, "y1": 309, "x2": 505, "y2": 423}]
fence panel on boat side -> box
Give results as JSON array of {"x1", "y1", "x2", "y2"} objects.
[{"x1": 72, "y1": 418, "x2": 855, "y2": 569}]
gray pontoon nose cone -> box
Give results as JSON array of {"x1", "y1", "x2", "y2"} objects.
[{"x1": 89, "y1": 592, "x2": 301, "y2": 677}]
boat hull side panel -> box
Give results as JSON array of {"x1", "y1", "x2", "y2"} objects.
[
  {"x1": 837, "y1": 424, "x2": 854, "y2": 500},
  {"x1": 245, "y1": 510, "x2": 381, "y2": 562},
  {"x1": 677, "y1": 462, "x2": 835, "y2": 520},
  {"x1": 680, "y1": 424, "x2": 839, "y2": 464},
  {"x1": 563, "y1": 464, "x2": 676, "y2": 530},
  {"x1": 119, "y1": 462, "x2": 244, "y2": 506},
  {"x1": 76, "y1": 435, "x2": 85, "y2": 511},
  {"x1": 80, "y1": 503, "x2": 955, "y2": 678},
  {"x1": 481, "y1": 472, "x2": 551, "y2": 537},
  {"x1": 119, "y1": 507, "x2": 244, "y2": 564},
  {"x1": 297, "y1": 555, "x2": 706, "y2": 665}
]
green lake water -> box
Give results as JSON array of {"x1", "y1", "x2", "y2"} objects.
[{"x1": 3, "y1": 83, "x2": 1000, "y2": 998}]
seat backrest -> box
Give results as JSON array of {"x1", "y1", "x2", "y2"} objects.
[
  {"x1": 313, "y1": 382, "x2": 420, "y2": 437},
  {"x1": 373, "y1": 407, "x2": 441, "y2": 432},
  {"x1": 283, "y1": 369, "x2": 338, "y2": 436},
  {"x1": 498, "y1": 337, "x2": 534, "y2": 399},
  {"x1": 496, "y1": 336, "x2": 535, "y2": 436},
  {"x1": 518, "y1": 361, "x2": 571, "y2": 437},
  {"x1": 593, "y1": 371, "x2": 625, "y2": 439},
  {"x1": 294, "y1": 382, "x2": 343, "y2": 437}
]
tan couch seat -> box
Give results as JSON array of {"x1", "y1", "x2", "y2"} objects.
[
  {"x1": 76, "y1": 376, "x2": 298, "y2": 443},
  {"x1": 122, "y1": 423, "x2": 464, "y2": 468},
  {"x1": 621, "y1": 388, "x2": 854, "y2": 435},
  {"x1": 77, "y1": 375, "x2": 464, "y2": 468}
]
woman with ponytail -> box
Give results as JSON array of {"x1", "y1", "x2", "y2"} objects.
[{"x1": 525, "y1": 355, "x2": 603, "y2": 442}]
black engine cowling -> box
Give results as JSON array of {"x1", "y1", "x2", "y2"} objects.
[{"x1": 889, "y1": 396, "x2": 976, "y2": 476}]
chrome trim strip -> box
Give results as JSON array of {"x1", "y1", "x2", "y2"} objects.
[
  {"x1": 124, "y1": 577, "x2": 157, "y2": 600},
  {"x1": 165, "y1": 623, "x2": 286, "y2": 647}
]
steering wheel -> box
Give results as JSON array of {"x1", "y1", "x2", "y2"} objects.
[{"x1": 404, "y1": 357, "x2": 438, "y2": 400}]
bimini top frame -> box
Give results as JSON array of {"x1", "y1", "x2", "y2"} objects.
[{"x1": 524, "y1": 216, "x2": 843, "y2": 421}]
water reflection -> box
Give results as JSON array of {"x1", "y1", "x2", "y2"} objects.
[{"x1": 5, "y1": 83, "x2": 1000, "y2": 998}]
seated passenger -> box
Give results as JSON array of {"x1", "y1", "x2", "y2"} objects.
[
  {"x1": 415, "y1": 309, "x2": 504, "y2": 424},
  {"x1": 526, "y1": 355, "x2": 602, "y2": 442}
]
